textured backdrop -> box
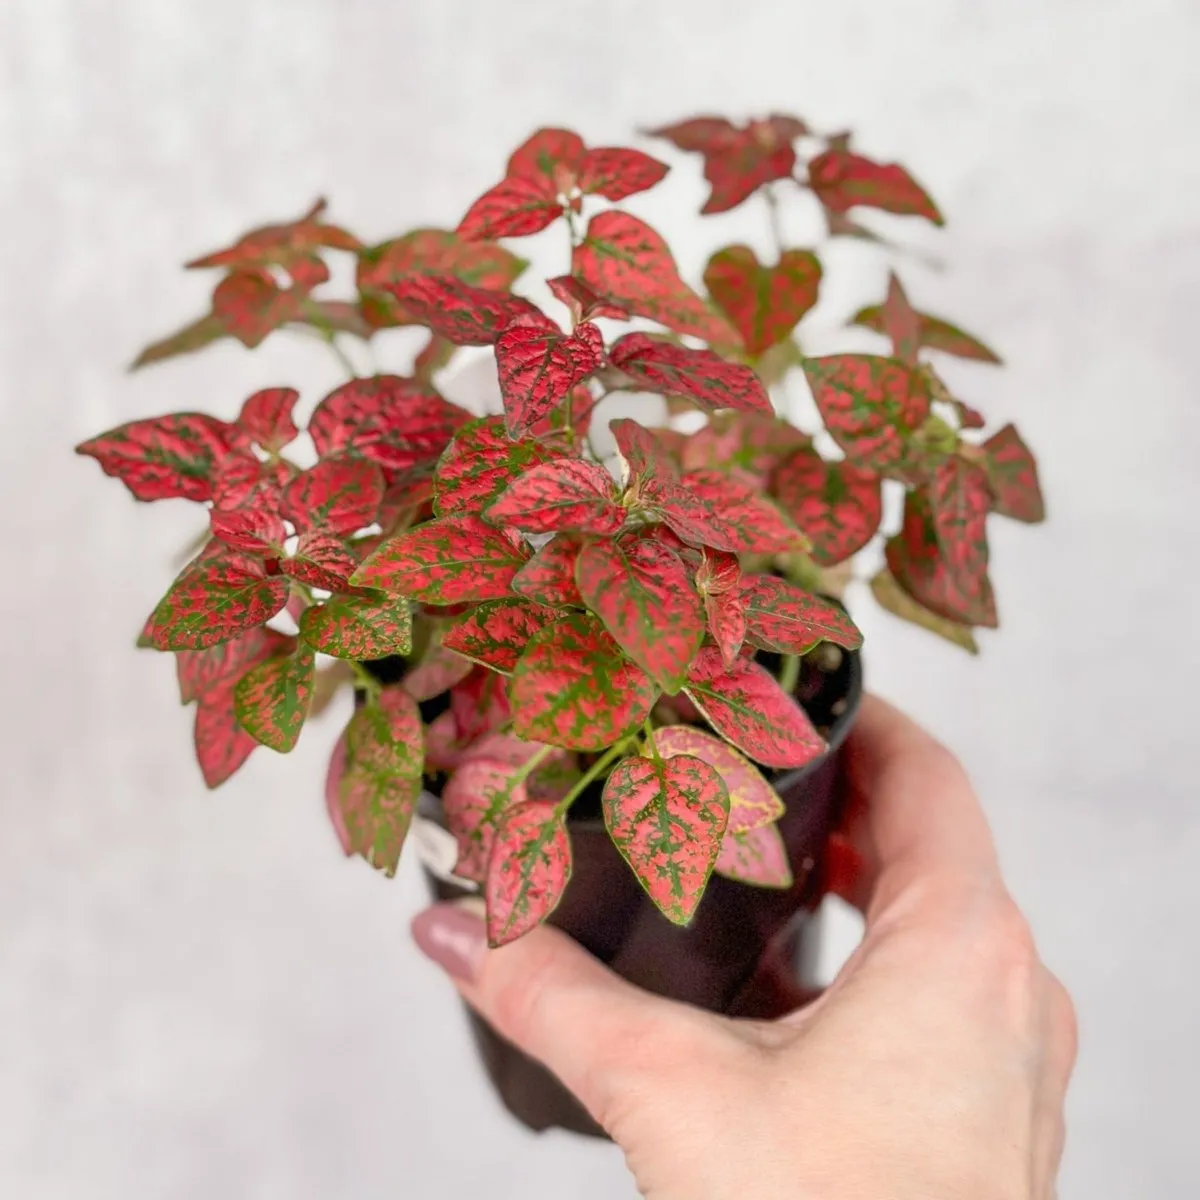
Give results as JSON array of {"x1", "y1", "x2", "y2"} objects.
[{"x1": 2, "y1": 1, "x2": 1199, "y2": 1197}]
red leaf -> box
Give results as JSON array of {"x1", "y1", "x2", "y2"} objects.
[
  {"x1": 886, "y1": 463, "x2": 998, "y2": 628},
  {"x1": 209, "y1": 504, "x2": 286, "y2": 555},
  {"x1": 576, "y1": 147, "x2": 668, "y2": 200},
  {"x1": 575, "y1": 535, "x2": 705, "y2": 693},
  {"x1": 609, "y1": 334, "x2": 770, "y2": 415},
  {"x1": 194, "y1": 683, "x2": 258, "y2": 789},
  {"x1": 308, "y1": 375, "x2": 471, "y2": 475},
  {"x1": 680, "y1": 412, "x2": 811, "y2": 489},
  {"x1": 610, "y1": 418, "x2": 680, "y2": 489},
  {"x1": 335, "y1": 686, "x2": 424, "y2": 875},
  {"x1": 495, "y1": 320, "x2": 604, "y2": 437},
  {"x1": 573, "y1": 211, "x2": 737, "y2": 344},
  {"x1": 234, "y1": 646, "x2": 315, "y2": 753},
  {"x1": 211, "y1": 269, "x2": 302, "y2": 347},
  {"x1": 703, "y1": 245, "x2": 822, "y2": 357},
  {"x1": 353, "y1": 515, "x2": 529, "y2": 603},
  {"x1": 877, "y1": 272, "x2": 922, "y2": 365},
  {"x1": 147, "y1": 550, "x2": 290, "y2": 651},
  {"x1": 280, "y1": 531, "x2": 360, "y2": 592},
  {"x1": 869, "y1": 568, "x2": 979, "y2": 654},
  {"x1": 187, "y1": 198, "x2": 361, "y2": 274},
  {"x1": 705, "y1": 591, "x2": 746, "y2": 669},
  {"x1": 602, "y1": 753, "x2": 728, "y2": 924},
  {"x1": 485, "y1": 459, "x2": 625, "y2": 536},
  {"x1": 236, "y1": 387, "x2": 299, "y2": 452},
  {"x1": 770, "y1": 447, "x2": 883, "y2": 565},
  {"x1": 281, "y1": 455, "x2": 384, "y2": 536},
  {"x1": 434, "y1": 416, "x2": 566, "y2": 517},
  {"x1": 76, "y1": 413, "x2": 237, "y2": 503},
  {"x1": 381, "y1": 274, "x2": 549, "y2": 346},
  {"x1": 801, "y1": 354, "x2": 931, "y2": 475},
  {"x1": 131, "y1": 314, "x2": 227, "y2": 370},
  {"x1": 506, "y1": 128, "x2": 586, "y2": 187},
  {"x1": 684, "y1": 648, "x2": 825, "y2": 769},
  {"x1": 546, "y1": 275, "x2": 630, "y2": 325},
  {"x1": 176, "y1": 626, "x2": 295, "y2": 705},
  {"x1": 808, "y1": 149, "x2": 943, "y2": 225},
  {"x1": 443, "y1": 598, "x2": 558, "y2": 672},
  {"x1": 300, "y1": 299, "x2": 374, "y2": 339},
  {"x1": 653, "y1": 726, "x2": 783, "y2": 834},
  {"x1": 739, "y1": 574, "x2": 863, "y2": 654},
  {"x1": 402, "y1": 642, "x2": 474, "y2": 701},
  {"x1": 528, "y1": 382, "x2": 597, "y2": 441},
  {"x1": 210, "y1": 450, "x2": 291, "y2": 512},
  {"x1": 450, "y1": 667, "x2": 511, "y2": 741},
  {"x1": 486, "y1": 800, "x2": 571, "y2": 947},
  {"x1": 852, "y1": 303, "x2": 1002, "y2": 365},
  {"x1": 510, "y1": 534, "x2": 584, "y2": 606},
  {"x1": 299, "y1": 590, "x2": 413, "y2": 659},
  {"x1": 510, "y1": 613, "x2": 658, "y2": 750},
  {"x1": 646, "y1": 468, "x2": 805, "y2": 555},
  {"x1": 715, "y1": 822, "x2": 793, "y2": 888},
  {"x1": 443, "y1": 756, "x2": 528, "y2": 882},
  {"x1": 357, "y1": 229, "x2": 526, "y2": 329},
  {"x1": 457, "y1": 174, "x2": 563, "y2": 241},
  {"x1": 982, "y1": 425, "x2": 1045, "y2": 523}
]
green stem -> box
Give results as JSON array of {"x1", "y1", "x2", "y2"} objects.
[
  {"x1": 778, "y1": 653, "x2": 801, "y2": 697},
  {"x1": 642, "y1": 717, "x2": 661, "y2": 762},
  {"x1": 553, "y1": 739, "x2": 634, "y2": 819},
  {"x1": 321, "y1": 328, "x2": 358, "y2": 378},
  {"x1": 764, "y1": 185, "x2": 787, "y2": 258},
  {"x1": 349, "y1": 659, "x2": 383, "y2": 701}
]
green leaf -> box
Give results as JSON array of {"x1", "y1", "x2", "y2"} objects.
[
  {"x1": 234, "y1": 646, "x2": 316, "y2": 753},
  {"x1": 298, "y1": 591, "x2": 414, "y2": 659}
]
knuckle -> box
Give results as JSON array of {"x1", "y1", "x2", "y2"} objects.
[{"x1": 1047, "y1": 972, "x2": 1080, "y2": 1065}]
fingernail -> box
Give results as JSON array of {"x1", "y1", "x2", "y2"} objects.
[{"x1": 411, "y1": 902, "x2": 486, "y2": 983}]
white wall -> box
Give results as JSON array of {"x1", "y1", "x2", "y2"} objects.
[{"x1": 2, "y1": 2, "x2": 1198, "y2": 1197}]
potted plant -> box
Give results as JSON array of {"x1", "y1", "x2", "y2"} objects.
[{"x1": 76, "y1": 113, "x2": 1044, "y2": 1137}]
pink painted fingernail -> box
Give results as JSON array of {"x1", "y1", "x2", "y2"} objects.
[{"x1": 411, "y1": 903, "x2": 486, "y2": 983}]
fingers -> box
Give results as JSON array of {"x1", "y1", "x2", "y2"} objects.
[
  {"x1": 836, "y1": 694, "x2": 1002, "y2": 922},
  {"x1": 411, "y1": 901, "x2": 695, "y2": 1126}
]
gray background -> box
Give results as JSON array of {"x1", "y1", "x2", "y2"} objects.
[{"x1": 3, "y1": 1, "x2": 1198, "y2": 1197}]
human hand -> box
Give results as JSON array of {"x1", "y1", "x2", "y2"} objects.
[{"x1": 411, "y1": 696, "x2": 1077, "y2": 1200}]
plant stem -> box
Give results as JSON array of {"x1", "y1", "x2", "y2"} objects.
[
  {"x1": 321, "y1": 328, "x2": 358, "y2": 378},
  {"x1": 349, "y1": 659, "x2": 383, "y2": 701},
  {"x1": 642, "y1": 717, "x2": 661, "y2": 762},
  {"x1": 778, "y1": 653, "x2": 801, "y2": 697},
  {"x1": 553, "y1": 739, "x2": 634, "y2": 819},
  {"x1": 764, "y1": 185, "x2": 787, "y2": 258}
]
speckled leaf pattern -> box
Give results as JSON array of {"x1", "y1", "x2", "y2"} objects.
[
  {"x1": 210, "y1": 450, "x2": 291, "y2": 512},
  {"x1": 576, "y1": 147, "x2": 669, "y2": 200},
  {"x1": 510, "y1": 534, "x2": 584, "y2": 606},
  {"x1": 546, "y1": 276, "x2": 630, "y2": 325},
  {"x1": 647, "y1": 115, "x2": 806, "y2": 214},
  {"x1": 485, "y1": 459, "x2": 625, "y2": 536},
  {"x1": 770, "y1": 446, "x2": 883, "y2": 565},
  {"x1": 801, "y1": 354, "x2": 931, "y2": 474},
  {"x1": 684, "y1": 647, "x2": 825, "y2": 769},
  {"x1": 982, "y1": 425, "x2": 1045, "y2": 523},
  {"x1": 280, "y1": 455, "x2": 383, "y2": 536},
  {"x1": 76, "y1": 413, "x2": 237, "y2": 503},
  {"x1": 739, "y1": 574, "x2": 863, "y2": 654},
  {"x1": 602, "y1": 753, "x2": 728, "y2": 924},
  {"x1": 572, "y1": 211, "x2": 737, "y2": 344},
  {"x1": 610, "y1": 418, "x2": 680, "y2": 489},
  {"x1": 443, "y1": 757, "x2": 528, "y2": 883},
  {"x1": 335, "y1": 686, "x2": 424, "y2": 876},
  {"x1": 380, "y1": 274, "x2": 548, "y2": 346},
  {"x1": 147, "y1": 550, "x2": 290, "y2": 650},
  {"x1": 652, "y1": 726, "x2": 783, "y2": 834},
  {"x1": 705, "y1": 590, "x2": 746, "y2": 669},
  {"x1": 869, "y1": 568, "x2": 979, "y2": 654},
  {"x1": 433, "y1": 416, "x2": 566, "y2": 517},
  {"x1": 236, "y1": 387, "x2": 299, "y2": 452},
  {"x1": 308, "y1": 375, "x2": 470, "y2": 476},
  {"x1": 353, "y1": 515, "x2": 528, "y2": 602},
  {"x1": 131, "y1": 314, "x2": 227, "y2": 370},
  {"x1": 233, "y1": 645, "x2": 315, "y2": 753},
  {"x1": 443, "y1": 599, "x2": 558, "y2": 672},
  {"x1": 486, "y1": 800, "x2": 572, "y2": 947},
  {"x1": 647, "y1": 468, "x2": 806, "y2": 555},
  {"x1": 457, "y1": 174, "x2": 563, "y2": 241},
  {"x1": 510, "y1": 612, "x2": 658, "y2": 751},
  {"x1": 878, "y1": 273, "x2": 922, "y2": 365},
  {"x1": 357, "y1": 229, "x2": 526, "y2": 329},
  {"x1": 852, "y1": 303, "x2": 1001, "y2": 365},
  {"x1": 703, "y1": 245, "x2": 822, "y2": 358},
  {"x1": 176, "y1": 626, "x2": 295, "y2": 705},
  {"x1": 575, "y1": 535, "x2": 704, "y2": 693},
  {"x1": 450, "y1": 667, "x2": 512, "y2": 741},
  {"x1": 298, "y1": 590, "x2": 413, "y2": 659},
  {"x1": 680, "y1": 413, "x2": 811, "y2": 489},
  {"x1": 209, "y1": 504, "x2": 286, "y2": 555},
  {"x1": 280, "y1": 532, "x2": 359, "y2": 592},
  {"x1": 808, "y1": 149, "x2": 943, "y2": 225},
  {"x1": 401, "y1": 643, "x2": 474, "y2": 701},
  {"x1": 715, "y1": 823, "x2": 793, "y2": 889},
  {"x1": 211, "y1": 269, "x2": 303, "y2": 347},
  {"x1": 609, "y1": 334, "x2": 771, "y2": 415},
  {"x1": 495, "y1": 321, "x2": 604, "y2": 437},
  {"x1": 194, "y1": 684, "x2": 258, "y2": 789},
  {"x1": 506, "y1": 127, "x2": 586, "y2": 185}
]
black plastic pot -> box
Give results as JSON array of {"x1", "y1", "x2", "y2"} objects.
[{"x1": 413, "y1": 644, "x2": 863, "y2": 1138}]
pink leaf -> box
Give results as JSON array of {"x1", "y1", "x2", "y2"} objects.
[{"x1": 486, "y1": 800, "x2": 572, "y2": 947}]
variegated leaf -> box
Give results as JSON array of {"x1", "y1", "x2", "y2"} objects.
[
  {"x1": 194, "y1": 684, "x2": 258, "y2": 789},
  {"x1": 298, "y1": 591, "x2": 413, "y2": 659},
  {"x1": 380, "y1": 274, "x2": 549, "y2": 346},
  {"x1": 281, "y1": 455, "x2": 384, "y2": 536},
  {"x1": 209, "y1": 504, "x2": 286, "y2": 556},
  {"x1": 443, "y1": 756, "x2": 528, "y2": 883},
  {"x1": 486, "y1": 800, "x2": 572, "y2": 947},
  {"x1": 739, "y1": 574, "x2": 863, "y2": 654},
  {"x1": 485, "y1": 459, "x2": 626, "y2": 536},
  {"x1": 869, "y1": 568, "x2": 979, "y2": 654},
  {"x1": 680, "y1": 412, "x2": 811, "y2": 489},
  {"x1": 852, "y1": 301, "x2": 1001, "y2": 366},
  {"x1": 233, "y1": 645, "x2": 315, "y2": 753},
  {"x1": 236, "y1": 387, "x2": 299, "y2": 452},
  {"x1": 210, "y1": 268, "x2": 303, "y2": 347},
  {"x1": 442, "y1": 598, "x2": 558, "y2": 672},
  {"x1": 131, "y1": 314, "x2": 227, "y2": 370},
  {"x1": 280, "y1": 531, "x2": 359, "y2": 592},
  {"x1": 401, "y1": 642, "x2": 474, "y2": 701},
  {"x1": 576, "y1": 146, "x2": 669, "y2": 200},
  {"x1": 457, "y1": 174, "x2": 563, "y2": 241},
  {"x1": 981, "y1": 425, "x2": 1045, "y2": 523},
  {"x1": 808, "y1": 149, "x2": 943, "y2": 225},
  {"x1": 715, "y1": 822, "x2": 793, "y2": 888},
  {"x1": 495, "y1": 320, "x2": 604, "y2": 437},
  {"x1": 450, "y1": 667, "x2": 511, "y2": 741},
  {"x1": 546, "y1": 275, "x2": 630, "y2": 324},
  {"x1": 510, "y1": 534, "x2": 584, "y2": 607},
  {"x1": 176, "y1": 626, "x2": 294, "y2": 705}
]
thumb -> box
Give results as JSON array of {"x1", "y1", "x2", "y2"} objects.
[{"x1": 411, "y1": 901, "x2": 680, "y2": 1125}]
